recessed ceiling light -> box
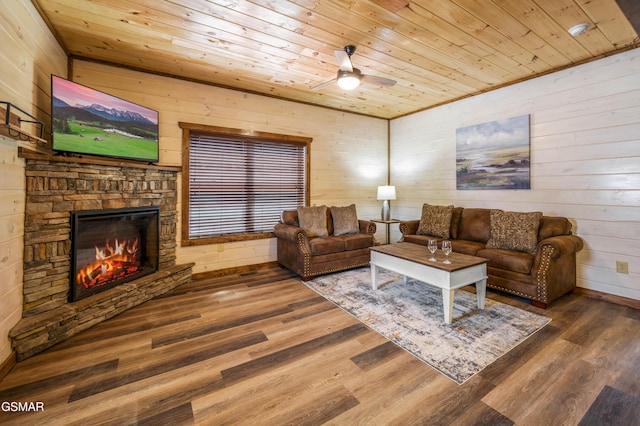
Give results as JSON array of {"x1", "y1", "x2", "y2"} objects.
[{"x1": 568, "y1": 23, "x2": 589, "y2": 37}]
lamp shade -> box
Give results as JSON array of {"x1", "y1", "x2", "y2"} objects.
[{"x1": 377, "y1": 185, "x2": 396, "y2": 200}]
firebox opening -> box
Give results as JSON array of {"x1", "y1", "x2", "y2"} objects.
[{"x1": 70, "y1": 206, "x2": 160, "y2": 301}]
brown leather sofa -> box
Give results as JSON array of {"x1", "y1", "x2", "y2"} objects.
[
  {"x1": 274, "y1": 207, "x2": 376, "y2": 281},
  {"x1": 400, "y1": 206, "x2": 584, "y2": 308}
]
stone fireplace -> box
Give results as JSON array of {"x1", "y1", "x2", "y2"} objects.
[{"x1": 10, "y1": 149, "x2": 194, "y2": 360}]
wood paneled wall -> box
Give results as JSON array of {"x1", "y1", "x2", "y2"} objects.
[
  {"x1": 0, "y1": 0, "x2": 67, "y2": 363},
  {"x1": 69, "y1": 60, "x2": 389, "y2": 277},
  {"x1": 391, "y1": 48, "x2": 640, "y2": 300},
  {"x1": 3, "y1": 1, "x2": 637, "y2": 371}
]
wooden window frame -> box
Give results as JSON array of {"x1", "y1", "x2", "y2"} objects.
[{"x1": 180, "y1": 122, "x2": 311, "y2": 246}]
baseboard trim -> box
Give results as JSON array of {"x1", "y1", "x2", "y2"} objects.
[
  {"x1": 573, "y1": 288, "x2": 640, "y2": 310},
  {"x1": 191, "y1": 261, "x2": 280, "y2": 280},
  {"x1": 0, "y1": 351, "x2": 17, "y2": 381}
]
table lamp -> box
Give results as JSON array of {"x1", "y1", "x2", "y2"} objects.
[{"x1": 377, "y1": 185, "x2": 396, "y2": 221}]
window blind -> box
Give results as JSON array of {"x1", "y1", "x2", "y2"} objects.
[{"x1": 188, "y1": 131, "x2": 306, "y2": 239}]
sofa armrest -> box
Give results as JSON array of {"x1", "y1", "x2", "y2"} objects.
[
  {"x1": 399, "y1": 220, "x2": 420, "y2": 237},
  {"x1": 358, "y1": 219, "x2": 377, "y2": 235},
  {"x1": 531, "y1": 234, "x2": 584, "y2": 305},
  {"x1": 536, "y1": 235, "x2": 584, "y2": 259},
  {"x1": 274, "y1": 223, "x2": 310, "y2": 245}
]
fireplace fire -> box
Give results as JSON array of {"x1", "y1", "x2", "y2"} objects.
[{"x1": 70, "y1": 207, "x2": 160, "y2": 301}]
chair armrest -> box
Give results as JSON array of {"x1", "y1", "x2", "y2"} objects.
[
  {"x1": 399, "y1": 220, "x2": 420, "y2": 236},
  {"x1": 358, "y1": 219, "x2": 376, "y2": 235}
]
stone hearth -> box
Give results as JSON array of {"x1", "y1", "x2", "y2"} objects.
[{"x1": 10, "y1": 150, "x2": 193, "y2": 360}]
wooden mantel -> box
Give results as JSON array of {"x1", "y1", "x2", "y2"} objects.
[{"x1": 17, "y1": 147, "x2": 182, "y2": 172}]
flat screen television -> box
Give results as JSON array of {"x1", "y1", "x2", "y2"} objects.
[{"x1": 51, "y1": 75, "x2": 159, "y2": 163}]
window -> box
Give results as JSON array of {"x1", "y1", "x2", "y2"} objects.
[{"x1": 180, "y1": 123, "x2": 310, "y2": 245}]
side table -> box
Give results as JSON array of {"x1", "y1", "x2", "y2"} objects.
[{"x1": 371, "y1": 219, "x2": 400, "y2": 245}]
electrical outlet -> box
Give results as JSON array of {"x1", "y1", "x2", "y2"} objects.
[{"x1": 616, "y1": 261, "x2": 628, "y2": 274}]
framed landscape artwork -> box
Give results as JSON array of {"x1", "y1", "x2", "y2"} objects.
[
  {"x1": 456, "y1": 114, "x2": 531, "y2": 190},
  {"x1": 456, "y1": 114, "x2": 531, "y2": 189}
]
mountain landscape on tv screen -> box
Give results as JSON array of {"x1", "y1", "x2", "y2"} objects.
[
  {"x1": 52, "y1": 95, "x2": 159, "y2": 162},
  {"x1": 53, "y1": 97, "x2": 157, "y2": 135}
]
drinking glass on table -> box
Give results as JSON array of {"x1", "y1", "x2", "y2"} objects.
[
  {"x1": 428, "y1": 239, "x2": 437, "y2": 261},
  {"x1": 442, "y1": 240, "x2": 452, "y2": 264}
]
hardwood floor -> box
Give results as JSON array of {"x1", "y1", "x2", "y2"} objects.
[{"x1": 1, "y1": 266, "x2": 639, "y2": 425}]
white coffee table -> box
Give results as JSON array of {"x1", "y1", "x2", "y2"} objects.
[{"x1": 370, "y1": 242, "x2": 488, "y2": 324}]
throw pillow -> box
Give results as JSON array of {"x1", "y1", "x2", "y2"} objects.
[
  {"x1": 297, "y1": 205, "x2": 329, "y2": 237},
  {"x1": 330, "y1": 204, "x2": 359, "y2": 236},
  {"x1": 486, "y1": 210, "x2": 542, "y2": 254},
  {"x1": 417, "y1": 204, "x2": 454, "y2": 238}
]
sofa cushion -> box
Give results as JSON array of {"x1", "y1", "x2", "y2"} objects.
[
  {"x1": 477, "y1": 248, "x2": 534, "y2": 275},
  {"x1": 297, "y1": 205, "x2": 329, "y2": 237},
  {"x1": 417, "y1": 204, "x2": 454, "y2": 238},
  {"x1": 308, "y1": 236, "x2": 345, "y2": 255},
  {"x1": 336, "y1": 233, "x2": 374, "y2": 251},
  {"x1": 326, "y1": 207, "x2": 335, "y2": 236},
  {"x1": 538, "y1": 216, "x2": 572, "y2": 240},
  {"x1": 402, "y1": 234, "x2": 432, "y2": 246},
  {"x1": 450, "y1": 207, "x2": 463, "y2": 239},
  {"x1": 457, "y1": 208, "x2": 492, "y2": 243},
  {"x1": 281, "y1": 210, "x2": 299, "y2": 227},
  {"x1": 451, "y1": 239, "x2": 486, "y2": 256},
  {"x1": 331, "y1": 204, "x2": 359, "y2": 236},
  {"x1": 486, "y1": 210, "x2": 542, "y2": 254}
]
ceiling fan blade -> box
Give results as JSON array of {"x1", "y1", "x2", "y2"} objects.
[
  {"x1": 311, "y1": 78, "x2": 337, "y2": 90},
  {"x1": 360, "y1": 75, "x2": 397, "y2": 87},
  {"x1": 334, "y1": 49, "x2": 353, "y2": 72}
]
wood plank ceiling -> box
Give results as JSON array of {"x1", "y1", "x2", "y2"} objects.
[{"x1": 33, "y1": 0, "x2": 639, "y2": 119}]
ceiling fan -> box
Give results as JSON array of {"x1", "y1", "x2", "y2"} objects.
[{"x1": 312, "y1": 45, "x2": 397, "y2": 91}]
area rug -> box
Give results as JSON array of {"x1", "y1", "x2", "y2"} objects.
[{"x1": 305, "y1": 267, "x2": 550, "y2": 384}]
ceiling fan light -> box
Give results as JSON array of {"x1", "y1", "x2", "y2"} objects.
[
  {"x1": 337, "y1": 69, "x2": 361, "y2": 90},
  {"x1": 338, "y1": 76, "x2": 360, "y2": 90}
]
